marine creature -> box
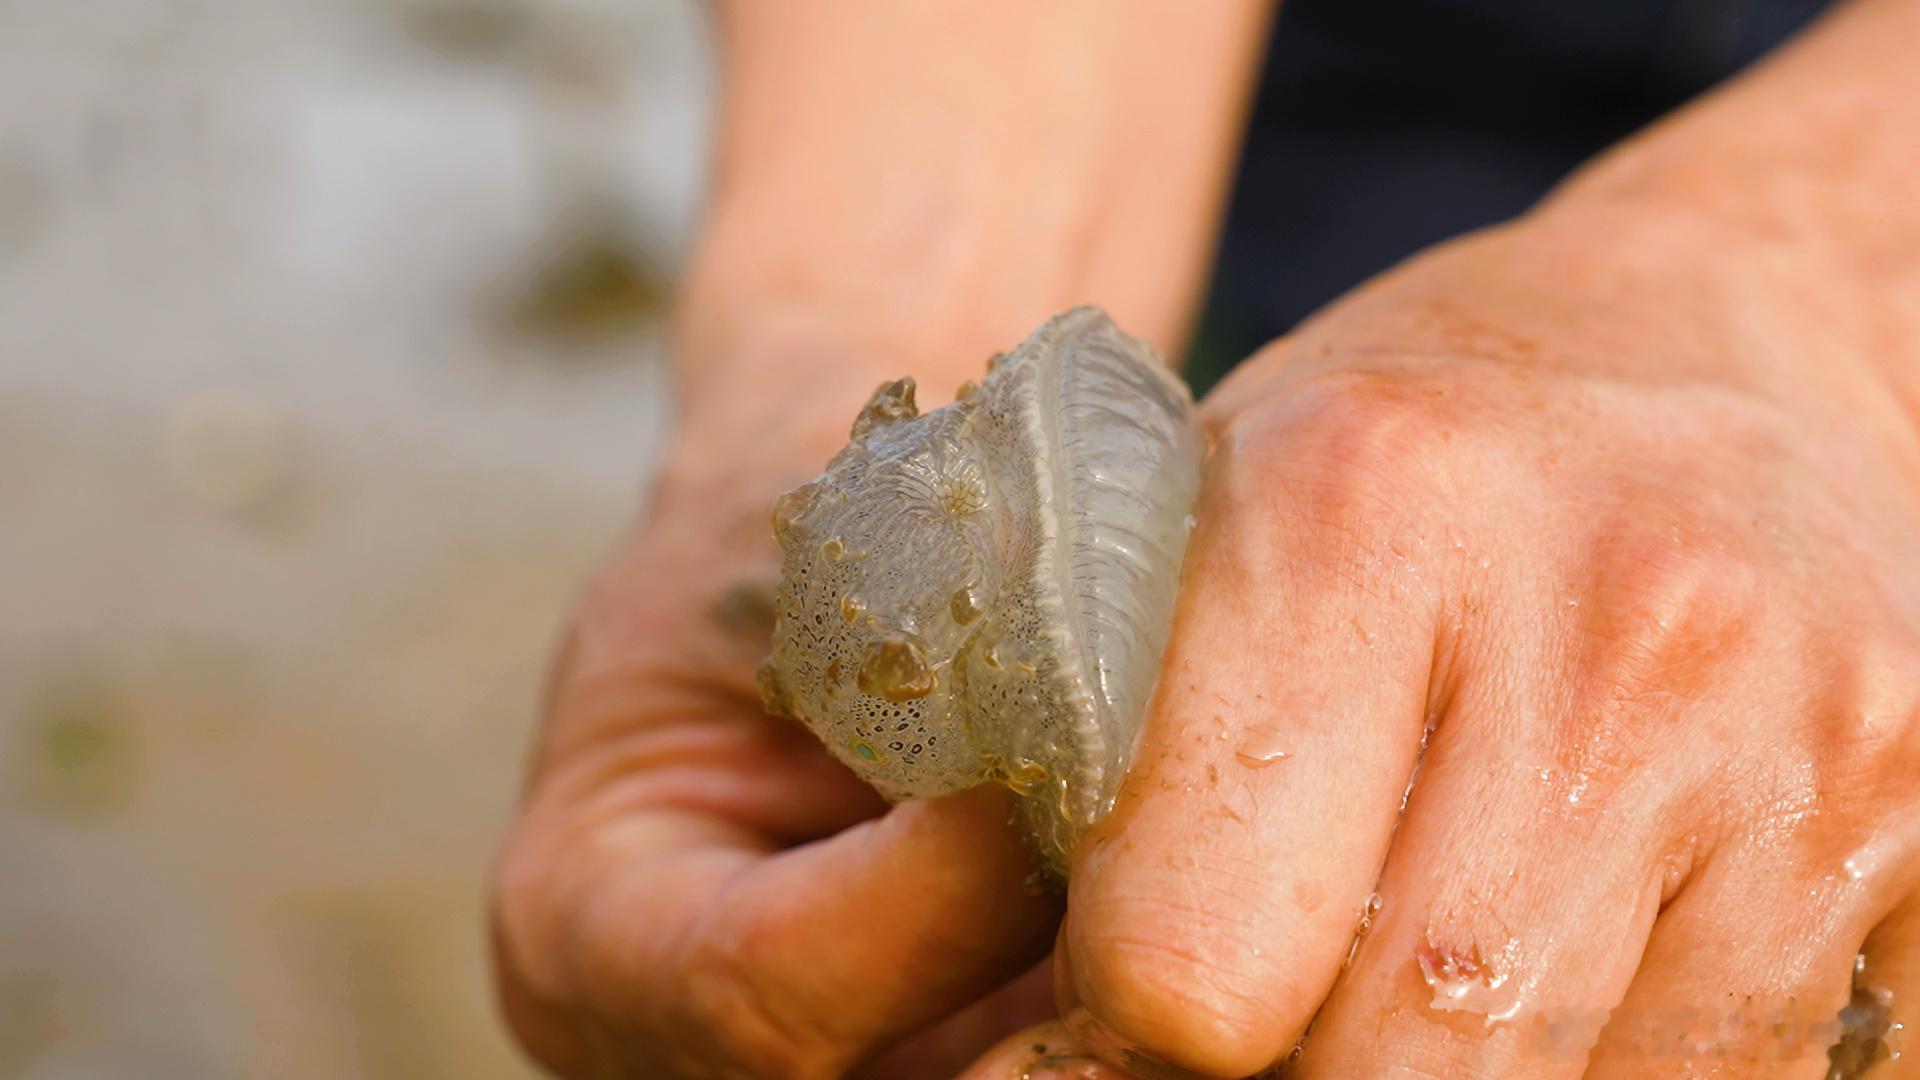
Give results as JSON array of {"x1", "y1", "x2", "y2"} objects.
[{"x1": 758, "y1": 307, "x2": 1203, "y2": 873}]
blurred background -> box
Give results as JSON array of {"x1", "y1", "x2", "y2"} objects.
[{"x1": 0, "y1": 1, "x2": 708, "y2": 1075}]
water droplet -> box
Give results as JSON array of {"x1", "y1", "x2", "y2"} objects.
[
  {"x1": 1841, "y1": 837, "x2": 1891, "y2": 885},
  {"x1": 1417, "y1": 943, "x2": 1523, "y2": 1026},
  {"x1": 1566, "y1": 770, "x2": 1590, "y2": 806},
  {"x1": 1234, "y1": 727, "x2": 1292, "y2": 768},
  {"x1": 1354, "y1": 891, "x2": 1384, "y2": 940},
  {"x1": 1398, "y1": 713, "x2": 1441, "y2": 814}
]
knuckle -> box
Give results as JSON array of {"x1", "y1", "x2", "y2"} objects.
[
  {"x1": 488, "y1": 835, "x2": 595, "y2": 1074},
  {"x1": 1573, "y1": 536, "x2": 1766, "y2": 710},
  {"x1": 1812, "y1": 636, "x2": 1920, "y2": 805},
  {"x1": 1544, "y1": 536, "x2": 1772, "y2": 811},
  {"x1": 1599, "y1": 537, "x2": 1764, "y2": 650},
  {"x1": 1223, "y1": 370, "x2": 1442, "y2": 497},
  {"x1": 1208, "y1": 372, "x2": 1449, "y2": 580},
  {"x1": 493, "y1": 958, "x2": 590, "y2": 1077},
  {"x1": 1072, "y1": 899, "x2": 1293, "y2": 1075},
  {"x1": 680, "y1": 926, "x2": 845, "y2": 1080},
  {"x1": 490, "y1": 829, "x2": 567, "y2": 999}
]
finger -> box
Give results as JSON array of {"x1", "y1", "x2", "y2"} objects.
[
  {"x1": 1057, "y1": 395, "x2": 1443, "y2": 1077},
  {"x1": 1585, "y1": 835, "x2": 1894, "y2": 1077},
  {"x1": 1290, "y1": 521, "x2": 1832, "y2": 1077},
  {"x1": 710, "y1": 787, "x2": 1062, "y2": 1060},
  {"x1": 496, "y1": 651, "x2": 893, "y2": 1075},
  {"x1": 498, "y1": 777, "x2": 1060, "y2": 1078},
  {"x1": 1287, "y1": 677, "x2": 1676, "y2": 1078},
  {"x1": 954, "y1": 1020, "x2": 1131, "y2": 1080}
]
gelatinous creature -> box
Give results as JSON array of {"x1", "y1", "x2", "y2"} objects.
[{"x1": 758, "y1": 307, "x2": 1202, "y2": 873}]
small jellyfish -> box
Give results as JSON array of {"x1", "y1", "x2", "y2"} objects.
[{"x1": 760, "y1": 308, "x2": 1203, "y2": 873}]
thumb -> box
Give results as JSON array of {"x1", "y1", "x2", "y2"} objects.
[
  {"x1": 701, "y1": 785, "x2": 1060, "y2": 1067},
  {"x1": 498, "y1": 776, "x2": 1060, "y2": 1078}
]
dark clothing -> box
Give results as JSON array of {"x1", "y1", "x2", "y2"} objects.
[{"x1": 1191, "y1": 0, "x2": 1833, "y2": 392}]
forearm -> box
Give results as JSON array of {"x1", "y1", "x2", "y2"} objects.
[{"x1": 671, "y1": 0, "x2": 1271, "y2": 483}]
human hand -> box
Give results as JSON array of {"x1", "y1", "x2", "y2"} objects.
[
  {"x1": 1016, "y1": 204, "x2": 1920, "y2": 1077},
  {"x1": 488, "y1": 389, "x2": 1068, "y2": 1078}
]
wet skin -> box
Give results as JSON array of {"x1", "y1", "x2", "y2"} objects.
[{"x1": 490, "y1": 1, "x2": 1920, "y2": 1077}]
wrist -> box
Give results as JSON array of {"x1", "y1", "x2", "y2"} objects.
[
  {"x1": 1528, "y1": 0, "x2": 1920, "y2": 455},
  {"x1": 1523, "y1": 190, "x2": 1920, "y2": 465}
]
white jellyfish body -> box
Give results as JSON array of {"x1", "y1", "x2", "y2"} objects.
[{"x1": 759, "y1": 307, "x2": 1202, "y2": 872}]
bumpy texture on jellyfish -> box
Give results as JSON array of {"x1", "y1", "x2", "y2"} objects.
[{"x1": 758, "y1": 307, "x2": 1203, "y2": 874}]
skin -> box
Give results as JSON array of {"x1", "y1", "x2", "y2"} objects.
[{"x1": 491, "y1": 0, "x2": 1920, "y2": 1076}]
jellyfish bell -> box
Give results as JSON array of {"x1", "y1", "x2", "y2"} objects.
[{"x1": 759, "y1": 307, "x2": 1203, "y2": 874}]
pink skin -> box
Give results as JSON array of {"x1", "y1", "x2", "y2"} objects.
[
  {"x1": 1050, "y1": 215, "x2": 1920, "y2": 1077},
  {"x1": 490, "y1": 1, "x2": 1920, "y2": 1076}
]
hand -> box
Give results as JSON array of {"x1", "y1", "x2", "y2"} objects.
[
  {"x1": 1025, "y1": 206, "x2": 1920, "y2": 1077},
  {"x1": 489, "y1": 409, "x2": 1065, "y2": 1079}
]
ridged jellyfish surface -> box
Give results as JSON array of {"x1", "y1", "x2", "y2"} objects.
[{"x1": 758, "y1": 307, "x2": 1203, "y2": 873}]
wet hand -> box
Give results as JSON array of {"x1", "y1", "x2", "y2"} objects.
[{"x1": 1044, "y1": 213, "x2": 1920, "y2": 1077}]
